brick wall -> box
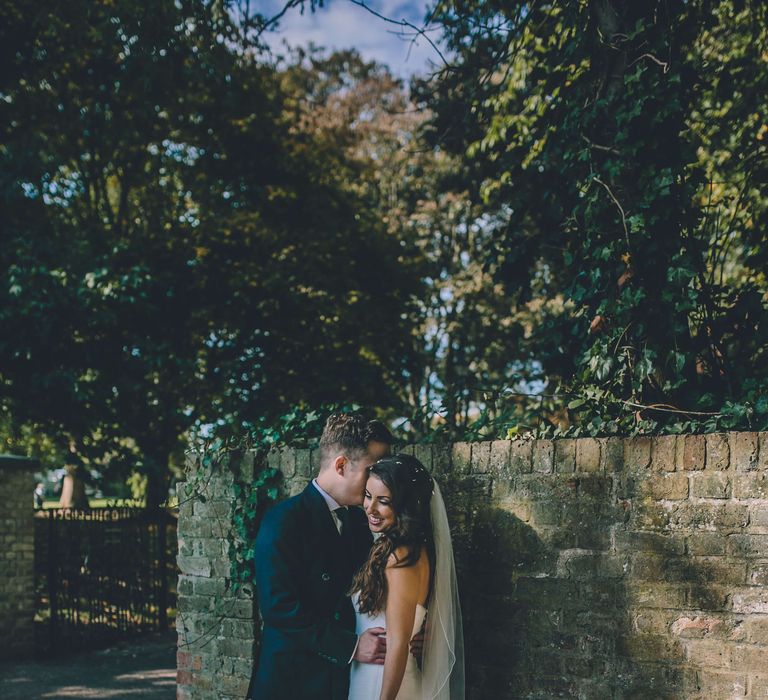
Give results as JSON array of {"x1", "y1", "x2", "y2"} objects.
[
  {"x1": 0, "y1": 455, "x2": 37, "y2": 659},
  {"x1": 176, "y1": 434, "x2": 768, "y2": 699}
]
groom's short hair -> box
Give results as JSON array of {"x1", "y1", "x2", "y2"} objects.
[{"x1": 318, "y1": 413, "x2": 392, "y2": 469}]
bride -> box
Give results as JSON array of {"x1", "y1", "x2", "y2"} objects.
[{"x1": 348, "y1": 454, "x2": 464, "y2": 700}]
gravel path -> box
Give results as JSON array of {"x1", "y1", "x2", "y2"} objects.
[{"x1": 0, "y1": 633, "x2": 176, "y2": 700}]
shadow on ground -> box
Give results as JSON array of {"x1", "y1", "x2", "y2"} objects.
[{"x1": 0, "y1": 632, "x2": 176, "y2": 700}]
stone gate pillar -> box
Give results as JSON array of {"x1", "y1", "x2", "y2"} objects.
[
  {"x1": 175, "y1": 447, "x2": 315, "y2": 699},
  {"x1": 0, "y1": 455, "x2": 38, "y2": 659}
]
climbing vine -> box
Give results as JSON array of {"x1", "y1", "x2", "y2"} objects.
[{"x1": 181, "y1": 391, "x2": 768, "y2": 598}]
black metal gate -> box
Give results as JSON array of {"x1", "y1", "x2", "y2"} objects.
[{"x1": 34, "y1": 507, "x2": 177, "y2": 654}]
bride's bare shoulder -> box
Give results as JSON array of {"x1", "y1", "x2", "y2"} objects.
[
  {"x1": 386, "y1": 545, "x2": 429, "y2": 569},
  {"x1": 385, "y1": 547, "x2": 431, "y2": 593}
]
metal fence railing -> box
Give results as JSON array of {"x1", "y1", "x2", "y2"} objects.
[{"x1": 34, "y1": 507, "x2": 177, "y2": 654}]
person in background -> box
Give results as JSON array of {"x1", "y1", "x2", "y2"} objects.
[
  {"x1": 59, "y1": 463, "x2": 89, "y2": 509},
  {"x1": 34, "y1": 482, "x2": 45, "y2": 509}
]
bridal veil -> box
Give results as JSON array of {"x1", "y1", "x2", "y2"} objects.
[{"x1": 423, "y1": 481, "x2": 465, "y2": 699}]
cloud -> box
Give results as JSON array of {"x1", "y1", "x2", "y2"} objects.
[{"x1": 259, "y1": 0, "x2": 442, "y2": 78}]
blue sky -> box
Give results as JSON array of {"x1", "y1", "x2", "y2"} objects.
[{"x1": 258, "y1": 0, "x2": 441, "y2": 78}]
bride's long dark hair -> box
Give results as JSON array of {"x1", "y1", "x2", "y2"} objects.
[{"x1": 350, "y1": 454, "x2": 435, "y2": 614}]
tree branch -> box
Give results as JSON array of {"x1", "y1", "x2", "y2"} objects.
[{"x1": 592, "y1": 176, "x2": 630, "y2": 249}]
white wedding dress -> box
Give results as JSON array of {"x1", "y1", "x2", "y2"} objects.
[{"x1": 348, "y1": 592, "x2": 427, "y2": 699}]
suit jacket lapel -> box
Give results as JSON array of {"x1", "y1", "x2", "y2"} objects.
[
  {"x1": 301, "y1": 484, "x2": 371, "y2": 580},
  {"x1": 302, "y1": 483, "x2": 344, "y2": 560}
]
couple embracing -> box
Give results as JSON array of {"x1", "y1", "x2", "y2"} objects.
[{"x1": 247, "y1": 413, "x2": 464, "y2": 700}]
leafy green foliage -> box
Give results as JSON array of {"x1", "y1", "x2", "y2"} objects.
[
  {"x1": 195, "y1": 403, "x2": 359, "y2": 593},
  {"x1": 0, "y1": 3, "x2": 420, "y2": 500},
  {"x1": 3, "y1": 0, "x2": 768, "y2": 519},
  {"x1": 416, "y1": 0, "x2": 768, "y2": 435}
]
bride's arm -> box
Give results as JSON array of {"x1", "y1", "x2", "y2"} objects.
[{"x1": 379, "y1": 551, "x2": 421, "y2": 700}]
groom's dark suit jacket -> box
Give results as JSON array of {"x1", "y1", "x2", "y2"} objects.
[{"x1": 248, "y1": 483, "x2": 373, "y2": 700}]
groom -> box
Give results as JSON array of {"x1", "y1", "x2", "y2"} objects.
[{"x1": 247, "y1": 413, "x2": 393, "y2": 699}]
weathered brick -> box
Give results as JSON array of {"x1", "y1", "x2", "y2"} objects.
[
  {"x1": 687, "y1": 532, "x2": 727, "y2": 556},
  {"x1": 177, "y1": 650, "x2": 193, "y2": 670},
  {"x1": 629, "y1": 552, "x2": 669, "y2": 580},
  {"x1": 741, "y1": 617, "x2": 768, "y2": 644},
  {"x1": 615, "y1": 530, "x2": 685, "y2": 555},
  {"x1": 684, "y1": 639, "x2": 732, "y2": 668},
  {"x1": 705, "y1": 433, "x2": 730, "y2": 470},
  {"x1": 217, "y1": 673, "x2": 251, "y2": 695},
  {"x1": 487, "y1": 441, "x2": 511, "y2": 479},
  {"x1": 493, "y1": 497, "x2": 529, "y2": 524},
  {"x1": 670, "y1": 503, "x2": 749, "y2": 531},
  {"x1": 215, "y1": 637, "x2": 255, "y2": 659},
  {"x1": 470, "y1": 441, "x2": 492, "y2": 474},
  {"x1": 309, "y1": 448, "x2": 322, "y2": 476},
  {"x1": 733, "y1": 472, "x2": 768, "y2": 499},
  {"x1": 266, "y1": 447, "x2": 289, "y2": 478},
  {"x1": 0, "y1": 462, "x2": 34, "y2": 660},
  {"x1": 194, "y1": 577, "x2": 226, "y2": 597},
  {"x1": 631, "y1": 502, "x2": 672, "y2": 530},
  {"x1": 683, "y1": 434, "x2": 706, "y2": 471},
  {"x1": 618, "y1": 633, "x2": 683, "y2": 662},
  {"x1": 758, "y1": 433, "x2": 768, "y2": 469},
  {"x1": 694, "y1": 671, "x2": 747, "y2": 696},
  {"x1": 177, "y1": 670, "x2": 194, "y2": 685},
  {"x1": 599, "y1": 437, "x2": 624, "y2": 473},
  {"x1": 430, "y1": 442, "x2": 452, "y2": 476},
  {"x1": 287, "y1": 478, "x2": 309, "y2": 497},
  {"x1": 730, "y1": 432, "x2": 759, "y2": 471},
  {"x1": 727, "y1": 534, "x2": 768, "y2": 558},
  {"x1": 651, "y1": 435, "x2": 677, "y2": 472},
  {"x1": 413, "y1": 444, "x2": 433, "y2": 472},
  {"x1": 749, "y1": 504, "x2": 768, "y2": 530},
  {"x1": 749, "y1": 674, "x2": 768, "y2": 697},
  {"x1": 632, "y1": 608, "x2": 673, "y2": 636},
  {"x1": 533, "y1": 440, "x2": 554, "y2": 474},
  {"x1": 691, "y1": 556, "x2": 747, "y2": 585},
  {"x1": 509, "y1": 439, "x2": 533, "y2": 474},
  {"x1": 747, "y1": 561, "x2": 768, "y2": 585},
  {"x1": 294, "y1": 449, "x2": 312, "y2": 478},
  {"x1": 554, "y1": 439, "x2": 576, "y2": 473},
  {"x1": 648, "y1": 473, "x2": 690, "y2": 500},
  {"x1": 670, "y1": 615, "x2": 724, "y2": 639},
  {"x1": 177, "y1": 575, "x2": 196, "y2": 596},
  {"x1": 625, "y1": 437, "x2": 652, "y2": 471},
  {"x1": 451, "y1": 442, "x2": 471, "y2": 475},
  {"x1": 731, "y1": 587, "x2": 768, "y2": 614},
  {"x1": 576, "y1": 438, "x2": 601, "y2": 473},
  {"x1": 690, "y1": 472, "x2": 731, "y2": 499},
  {"x1": 177, "y1": 556, "x2": 212, "y2": 577},
  {"x1": 175, "y1": 684, "x2": 193, "y2": 700},
  {"x1": 625, "y1": 582, "x2": 688, "y2": 609}
]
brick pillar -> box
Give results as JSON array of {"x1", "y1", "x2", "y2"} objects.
[
  {"x1": 175, "y1": 446, "x2": 321, "y2": 699},
  {"x1": 175, "y1": 450, "x2": 261, "y2": 700},
  {"x1": 0, "y1": 455, "x2": 37, "y2": 659}
]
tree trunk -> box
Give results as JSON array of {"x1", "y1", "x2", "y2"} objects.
[{"x1": 144, "y1": 460, "x2": 171, "y2": 509}]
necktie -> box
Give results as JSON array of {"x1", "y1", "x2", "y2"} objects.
[{"x1": 334, "y1": 506, "x2": 348, "y2": 535}]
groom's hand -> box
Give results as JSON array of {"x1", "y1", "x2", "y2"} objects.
[
  {"x1": 354, "y1": 627, "x2": 387, "y2": 664},
  {"x1": 410, "y1": 620, "x2": 426, "y2": 667}
]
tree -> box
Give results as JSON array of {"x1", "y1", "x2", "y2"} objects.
[
  {"x1": 0, "y1": 1, "x2": 420, "y2": 502},
  {"x1": 277, "y1": 46, "x2": 539, "y2": 435},
  {"x1": 415, "y1": 0, "x2": 768, "y2": 433}
]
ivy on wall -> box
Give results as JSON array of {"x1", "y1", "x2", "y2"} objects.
[{"x1": 181, "y1": 393, "x2": 768, "y2": 595}]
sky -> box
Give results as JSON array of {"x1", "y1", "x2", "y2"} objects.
[{"x1": 258, "y1": 0, "x2": 442, "y2": 78}]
